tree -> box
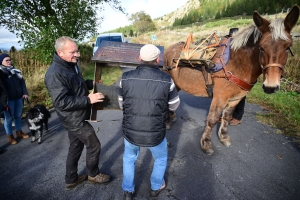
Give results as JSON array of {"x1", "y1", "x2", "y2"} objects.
[
  {"x1": 9, "y1": 46, "x2": 17, "y2": 53},
  {"x1": 0, "y1": 0, "x2": 125, "y2": 64},
  {"x1": 129, "y1": 11, "x2": 156, "y2": 34},
  {"x1": 129, "y1": 30, "x2": 134, "y2": 37}
]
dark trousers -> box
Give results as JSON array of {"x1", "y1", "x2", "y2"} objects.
[
  {"x1": 232, "y1": 96, "x2": 246, "y2": 120},
  {"x1": 65, "y1": 122, "x2": 100, "y2": 184}
]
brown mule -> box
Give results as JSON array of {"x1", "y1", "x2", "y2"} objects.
[{"x1": 164, "y1": 6, "x2": 300, "y2": 155}]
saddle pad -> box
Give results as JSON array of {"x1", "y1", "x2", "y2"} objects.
[{"x1": 206, "y1": 37, "x2": 232, "y2": 73}]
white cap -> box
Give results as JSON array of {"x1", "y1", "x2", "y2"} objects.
[{"x1": 140, "y1": 44, "x2": 160, "y2": 61}]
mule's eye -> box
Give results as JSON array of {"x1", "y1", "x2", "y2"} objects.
[{"x1": 259, "y1": 47, "x2": 264, "y2": 52}]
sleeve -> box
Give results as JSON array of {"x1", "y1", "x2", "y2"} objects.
[
  {"x1": 118, "y1": 79, "x2": 123, "y2": 110},
  {"x1": 21, "y1": 78, "x2": 29, "y2": 95},
  {"x1": 85, "y1": 79, "x2": 94, "y2": 90},
  {"x1": 168, "y1": 78, "x2": 180, "y2": 111},
  {"x1": 44, "y1": 70, "x2": 90, "y2": 112}
]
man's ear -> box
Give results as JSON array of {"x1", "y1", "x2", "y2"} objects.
[
  {"x1": 156, "y1": 57, "x2": 160, "y2": 63},
  {"x1": 138, "y1": 56, "x2": 142, "y2": 62},
  {"x1": 57, "y1": 50, "x2": 63, "y2": 57}
]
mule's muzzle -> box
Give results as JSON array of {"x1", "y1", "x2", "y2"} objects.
[{"x1": 262, "y1": 84, "x2": 279, "y2": 94}]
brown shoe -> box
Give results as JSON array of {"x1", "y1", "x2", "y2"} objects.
[
  {"x1": 65, "y1": 175, "x2": 87, "y2": 190},
  {"x1": 229, "y1": 118, "x2": 242, "y2": 126},
  {"x1": 16, "y1": 130, "x2": 29, "y2": 139},
  {"x1": 7, "y1": 135, "x2": 17, "y2": 145},
  {"x1": 88, "y1": 173, "x2": 111, "y2": 184}
]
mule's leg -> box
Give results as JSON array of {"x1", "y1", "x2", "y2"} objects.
[
  {"x1": 218, "y1": 108, "x2": 234, "y2": 147},
  {"x1": 166, "y1": 111, "x2": 171, "y2": 130},
  {"x1": 166, "y1": 110, "x2": 177, "y2": 130},
  {"x1": 169, "y1": 111, "x2": 177, "y2": 121},
  {"x1": 200, "y1": 106, "x2": 223, "y2": 155},
  {"x1": 218, "y1": 100, "x2": 241, "y2": 147}
]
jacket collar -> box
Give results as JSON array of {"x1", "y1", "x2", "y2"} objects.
[{"x1": 137, "y1": 64, "x2": 160, "y2": 69}]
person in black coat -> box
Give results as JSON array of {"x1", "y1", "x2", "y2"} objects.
[
  {"x1": 45, "y1": 36, "x2": 111, "y2": 190},
  {"x1": 118, "y1": 44, "x2": 180, "y2": 199}
]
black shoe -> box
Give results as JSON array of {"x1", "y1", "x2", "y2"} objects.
[
  {"x1": 150, "y1": 182, "x2": 166, "y2": 197},
  {"x1": 123, "y1": 191, "x2": 134, "y2": 200},
  {"x1": 65, "y1": 175, "x2": 87, "y2": 190}
]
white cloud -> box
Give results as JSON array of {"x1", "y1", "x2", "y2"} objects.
[{"x1": 0, "y1": 0, "x2": 187, "y2": 48}]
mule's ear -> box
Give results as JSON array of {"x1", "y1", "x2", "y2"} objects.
[
  {"x1": 253, "y1": 11, "x2": 270, "y2": 33},
  {"x1": 284, "y1": 5, "x2": 300, "y2": 33}
]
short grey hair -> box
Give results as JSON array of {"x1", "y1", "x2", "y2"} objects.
[{"x1": 54, "y1": 36, "x2": 76, "y2": 51}]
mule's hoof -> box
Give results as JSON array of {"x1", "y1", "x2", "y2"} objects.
[
  {"x1": 221, "y1": 140, "x2": 231, "y2": 147},
  {"x1": 203, "y1": 148, "x2": 214, "y2": 155},
  {"x1": 200, "y1": 138, "x2": 214, "y2": 155},
  {"x1": 220, "y1": 136, "x2": 231, "y2": 147}
]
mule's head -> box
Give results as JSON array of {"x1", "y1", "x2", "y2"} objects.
[{"x1": 253, "y1": 5, "x2": 299, "y2": 94}]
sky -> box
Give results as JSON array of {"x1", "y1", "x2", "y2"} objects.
[{"x1": 0, "y1": 0, "x2": 187, "y2": 50}]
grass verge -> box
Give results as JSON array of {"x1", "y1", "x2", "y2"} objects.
[{"x1": 247, "y1": 81, "x2": 300, "y2": 146}]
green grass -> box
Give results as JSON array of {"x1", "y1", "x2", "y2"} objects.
[
  {"x1": 247, "y1": 82, "x2": 300, "y2": 144},
  {"x1": 204, "y1": 19, "x2": 252, "y2": 28}
]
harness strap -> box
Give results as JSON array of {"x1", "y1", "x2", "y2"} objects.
[
  {"x1": 261, "y1": 63, "x2": 284, "y2": 71},
  {"x1": 212, "y1": 57, "x2": 256, "y2": 91}
]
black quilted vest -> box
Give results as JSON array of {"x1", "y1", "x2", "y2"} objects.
[{"x1": 121, "y1": 64, "x2": 171, "y2": 147}]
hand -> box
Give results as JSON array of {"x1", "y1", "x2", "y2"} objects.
[
  {"x1": 23, "y1": 95, "x2": 28, "y2": 99},
  {"x1": 88, "y1": 92, "x2": 105, "y2": 104}
]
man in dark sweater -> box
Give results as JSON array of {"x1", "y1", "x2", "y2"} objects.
[{"x1": 118, "y1": 44, "x2": 180, "y2": 200}]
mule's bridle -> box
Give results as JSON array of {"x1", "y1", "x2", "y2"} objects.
[
  {"x1": 259, "y1": 47, "x2": 294, "y2": 72},
  {"x1": 261, "y1": 63, "x2": 284, "y2": 72}
]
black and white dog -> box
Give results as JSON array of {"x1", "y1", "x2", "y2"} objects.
[{"x1": 26, "y1": 105, "x2": 51, "y2": 144}]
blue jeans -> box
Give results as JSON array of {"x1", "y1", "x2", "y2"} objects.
[
  {"x1": 122, "y1": 137, "x2": 167, "y2": 192},
  {"x1": 3, "y1": 98, "x2": 23, "y2": 135}
]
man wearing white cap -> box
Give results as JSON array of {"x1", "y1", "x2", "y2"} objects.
[{"x1": 118, "y1": 44, "x2": 180, "y2": 199}]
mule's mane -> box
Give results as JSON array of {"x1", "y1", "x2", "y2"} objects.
[{"x1": 230, "y1": 18, "x2": 288, "y2": 50}]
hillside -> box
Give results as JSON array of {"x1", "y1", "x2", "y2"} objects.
[
  {"x1": 134, "y1": 10, "x2": 300, "y2": 50},
  {"x1": 154, "y1": 0, "x2": 200, "y2": 28}
]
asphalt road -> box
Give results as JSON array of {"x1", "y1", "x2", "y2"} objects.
[{"x1": 1, "y1": 77, "x2": 300, "y2": 199}]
